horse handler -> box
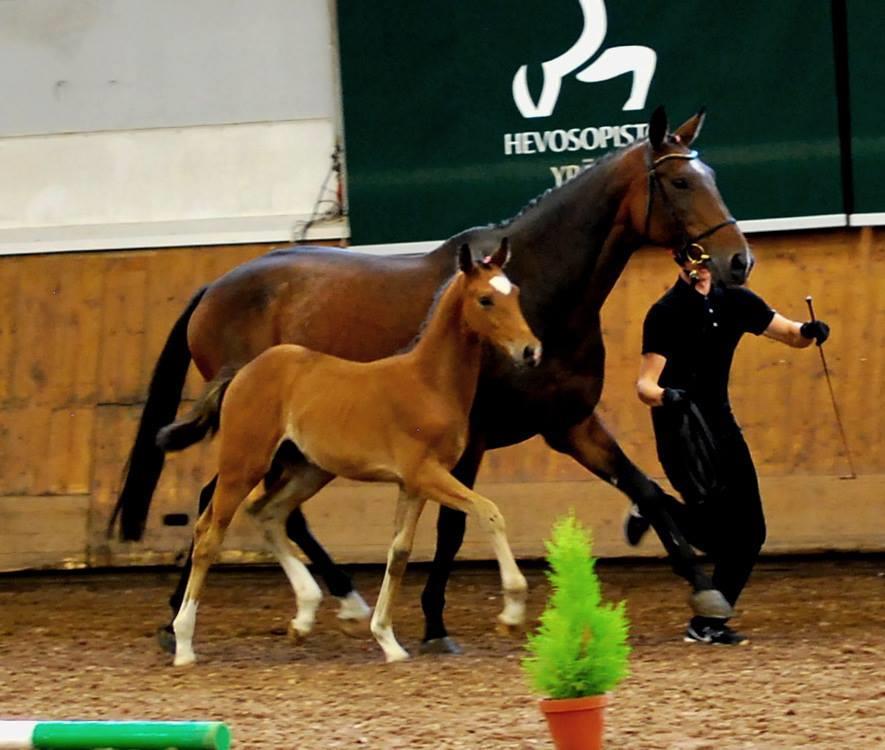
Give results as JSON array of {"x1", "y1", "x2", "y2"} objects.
[{"x1": 625, "y1": 255, "x2": 830, "y2": 645}]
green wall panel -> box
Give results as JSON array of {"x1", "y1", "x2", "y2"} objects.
[
  {"x1": 847, "y1": 0, "x2": 885, "y2": 220},
  {"x1": 339, "y1": 1, "x2": 844, "y2": 244}
]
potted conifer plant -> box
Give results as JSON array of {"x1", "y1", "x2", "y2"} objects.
[{"x1": 523, "y1": 513, "x2": 631, "y2": 750}]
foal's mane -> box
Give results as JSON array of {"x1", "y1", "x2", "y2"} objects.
[{"x1": 399, "y1": 271, "x2": 462, "y2": 354}]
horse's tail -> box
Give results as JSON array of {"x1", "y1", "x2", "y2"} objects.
[
  {"x1": 156, "y1": 369, "x2": 235, "y2": 453},
  {"x1": 109, "y1": 287, "x2": 207, "y2": 541}
]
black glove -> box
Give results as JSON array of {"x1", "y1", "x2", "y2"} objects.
[
  {"x1": 661, "y1": 387, "x2": 689, "y2": 409},
  {"x1": 800, "y1": 320, "x2": 830, "y2": 346}
]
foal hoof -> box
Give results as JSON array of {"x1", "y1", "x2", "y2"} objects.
[
  {"x1": 337, "y1": 616, "x2": 372, "y2": 639},
  {"x1": 419, "y1": 636, "x2": 463, "y2": 656},
  {"x1": 690, "y1": 589, "x2": 735, "y2": 619},
  {"x1": 496, "y1": 620, "x2": 525, "y2": 638},
  {"x1": 287, "y1": 621, "x2": 310, "y2": 645},
  {"x1": 383, "y1": 646, "x2": 411, "y2": 664},
  {"x1": 157, "y1": 625, "x2": 176, "y2": 655},
  {"x1": 172, "y1": 654, "x2": 196, "y2": 668}
]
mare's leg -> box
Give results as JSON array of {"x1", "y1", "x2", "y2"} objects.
[
  {"x1": 544, "y1": 412, "x2": 733, "y2": 619},
  {"x1": 370, "y1": 490, "x2": 426, "y2": 662},
  {"x1": 414, "y1": 464, "x2": 527, "y2": 634},
  {"x1": 172, "y1": 476, "x2": 252, "y2": 667},
  {"x1": 420, "y1": 440, "x2": 485, "y2": 652}
]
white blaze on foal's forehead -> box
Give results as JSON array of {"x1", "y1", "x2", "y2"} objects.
[{"x1": 489, "y1": 275, "x2": 513, "y2": 295}]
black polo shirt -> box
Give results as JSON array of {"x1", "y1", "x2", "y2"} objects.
[{"x1": 642, "y1": 277, "x2": 775, "y2": 414}]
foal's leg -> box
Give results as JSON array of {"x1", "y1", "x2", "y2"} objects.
[
  {"x1": 159, "y1": 476, "x2": 218, "y2": 653},
  {"x1": 370, "y1": 490, "x2": 426, "y2": 662},
  {"x1": 544, "y1": 412, "x2": 734, "y2": 619},
  {"x1": 172, "y1": 477, "x2": 253, "y2": 667},
  {"x1": 161, "y1": 475, "x2": 366, "y2": 652},
  {"x1": 415, "y1": 464, "x2": 528, "y2": 633},
  {"x1": 285, "y1": 510, "x2": 368, "y2": 623},
  {"x1": 266, "y1": 439, "x2": 358, "y2": 609},
  {"x1": 420, "y1": 440, "x2": 485, "y2": 652},
  {"x1": 246, "y1": 462, "x2": 359, "y2": 642}
]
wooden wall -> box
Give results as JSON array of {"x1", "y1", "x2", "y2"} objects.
[{"x1": 1, "y1": 228, "x2": 883, "y2": 571}]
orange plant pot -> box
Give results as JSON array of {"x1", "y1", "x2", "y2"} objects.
[{"x1": 539, "y1": 693, "x2": 608, "y2": 750}]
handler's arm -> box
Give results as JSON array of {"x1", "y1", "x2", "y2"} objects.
[
  {"x1": 636, "y1": 352, "x2": 668, "y2": 406},
  {"x1": 763, "y1": 313, "x2": 813, "y2": 348}
]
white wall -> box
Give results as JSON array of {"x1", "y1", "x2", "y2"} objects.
[{"x1": 0, "y1": 0, "x2": 345, "y2": 253}]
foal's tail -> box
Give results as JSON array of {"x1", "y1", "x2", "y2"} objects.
[
  {"x1": 109, "y1": 287, "x2": 207, "y2": 541},
  {"x1": 156, "y1": 368, "x2": 236, "y2": 453}
]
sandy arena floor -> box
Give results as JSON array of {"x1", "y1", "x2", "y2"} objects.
[{"x1": 1, "y1": 557, "x2": 883, "y2": 749}]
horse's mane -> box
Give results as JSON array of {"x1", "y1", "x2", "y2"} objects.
[{"x1": 494, "y1": 145, "x2": 633, "y2": 230}]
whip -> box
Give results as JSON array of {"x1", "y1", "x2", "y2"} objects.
[{"x1": 805, "y1": 295, "x2": 856, "y2": 480}]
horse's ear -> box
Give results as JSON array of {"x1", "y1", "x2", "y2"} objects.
[
  {"x1": 488, "y1": 237, "x2": 511, "y2": 268},
  {"x1": 673, "y1": 107, "x2": 706, "y2": 146},
  {"x1": 648, "y1": 105, "x2": 668, "y2": 151},
  {"x1": 457, "y1": 243, "x2": 474, "y2": 274}
]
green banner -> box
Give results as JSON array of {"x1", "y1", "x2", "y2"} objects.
[
  {"x1": 338, "y1": 0, "x2": 844, "y2": 245},
  {"x1": 846, "y1": 0, "x2": 885, "y2": 222}
]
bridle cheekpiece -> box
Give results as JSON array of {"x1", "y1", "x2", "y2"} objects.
[{"x1": 643, "y1": 147, "x2": 737, "y2": 281}]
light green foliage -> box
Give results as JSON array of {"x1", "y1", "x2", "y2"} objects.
[{"x1": 523, "y1": 513, "x2": 631, "y2": 699}]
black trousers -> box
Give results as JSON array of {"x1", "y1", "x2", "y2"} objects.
[{"x1": 652, "y1": 408, "x2": 767, "y2": 609}]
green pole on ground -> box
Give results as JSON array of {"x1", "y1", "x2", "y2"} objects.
[{"x1": 30, "y1": 721, "x2": 230, "y2": 750}]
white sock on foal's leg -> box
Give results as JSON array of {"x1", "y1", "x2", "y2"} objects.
[
  {"x1": 285, "y1": 558, "x2": 323, "y2": 641},
  {"x1": 370, "y1": 493, "x2": 424, "y2": 663},
  {"x1": 260, "y1": 520, "x2": 323, "y2": 641},
  {"x1": 370, "y1": 609, "x2": 410, "y2": 663},
  {"x1": 172, "y1": 599, "x2": 199, "y2": 667}
]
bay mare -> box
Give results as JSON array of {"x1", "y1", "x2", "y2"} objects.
[
  {"x1": 113, "y1": 108, "x2": 755, "y2": 652},
  {"x1": 158, "y1": 243, "x2": 540, "y2": 664}
]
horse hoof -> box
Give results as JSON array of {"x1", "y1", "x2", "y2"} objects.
[
  {"x1": 172, "y1": 653, "x2": 196, "y2": 668},
  {"x1": 337, "y1": 616, "x2": 372, "y2": 639},
  {"x1": 496, "y1": 620, "x2": 524, "y2": 638},
  {"x1": 690, "y1": 589, "x2": 735, "y2": 619},
  {"x1": 419, "y1": 637, "x2": 463, "y2": 656},
  {"x1": 157, "y1": 625, "x2": 176, "y2": 655}
]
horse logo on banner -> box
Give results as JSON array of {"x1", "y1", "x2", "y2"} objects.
[{"x1": 512, "y1": 0, "x2": 657, "y2": 118}]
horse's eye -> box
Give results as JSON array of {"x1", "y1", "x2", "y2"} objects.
[
  {"x1": 671, "y1": 177, "x2": 690, "y2": 190},
  {"x1": 479, "y1": 296, "x2": 494, "y2": 308}
]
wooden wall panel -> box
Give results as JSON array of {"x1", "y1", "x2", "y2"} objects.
[
  {"x1": 0, "y1": 406, "x2": 52, "y2": 495},
  {"x1": 46, "y1": 408, "x2": 95, "y2": 495},
  {"x1": 0, "y1": 496, "x2": 90, "y2": 571},
  {"x1": 96, "y1": 256, "x2": 149, "y2": 403},
  {"x1": 0, "y1": 257, "x2": 22, "y2": 404},
  {"x1": 0, "y1": 230, "x2": 883, "y2": 571}
]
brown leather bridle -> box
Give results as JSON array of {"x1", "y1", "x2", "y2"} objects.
[{"x1": 643, "y1": 149, "x2": 737, "y2": 280}]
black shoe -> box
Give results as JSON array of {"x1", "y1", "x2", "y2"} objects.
[
  {"x1": 684, "y1": 622, "x2": 748, "y2": 645},
  {"x1": 623, "y1": 505, "x2": 651, "y2": 546}
]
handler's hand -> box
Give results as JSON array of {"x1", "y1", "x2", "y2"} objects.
[
  {"x1": 661, "y1": 387, "x2": 689, "y2": 409},
  {"x1": 800, "y1": 320, "x2": 830, "y2": 346}
]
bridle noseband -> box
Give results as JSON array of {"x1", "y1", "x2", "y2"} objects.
[{"x1": 643, "y1": 148, "x2": 737, "y2": 280}]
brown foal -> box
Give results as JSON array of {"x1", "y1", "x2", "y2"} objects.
[{"x1": 159, "y1": 240, "x2": 541, "y2": 664}]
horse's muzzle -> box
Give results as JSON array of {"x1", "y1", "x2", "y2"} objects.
[
  {"x1": 522, "y1": 344, "x2": 542, "y2": 367},
  {"x1": 729, "y1": 250, "x2": 753, "y2": 284}
]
